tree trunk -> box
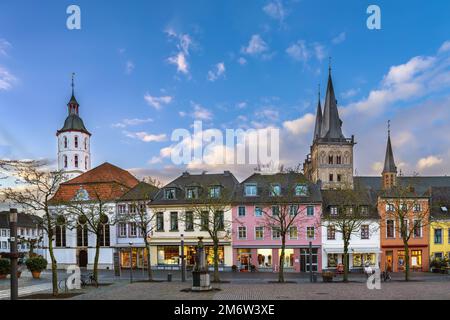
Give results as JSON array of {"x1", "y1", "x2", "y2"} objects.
[
  {"x1": 343, "y1": 240, "x2": 349, "y2": 283},
  {"x1": 93, "y1": 233, "x2": 101, "y2": 282},
  {"x1": 278, "y1": 235, "x2": 286, "y2": 283},
  {"x1": 47, "y1": 233, "x2": 58, "y2": 296},
  {"x1": 144, "y1": 239, "x2": 153, "y2": 281},
  {"x1": 403, "y1": 241, "x2": 410, "y2": 281},
  {"x1": 213, "y1": 239, "x2": 220, "y2": 282}
]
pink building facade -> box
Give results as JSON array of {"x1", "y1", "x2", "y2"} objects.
[{"x1": 231, "y1": 173, "x2": 322, "y2": 273}]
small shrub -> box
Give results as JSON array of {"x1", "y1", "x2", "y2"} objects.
[
  {"x1": 0, "y1": 259, "x2": 11, "y2": 275},
  {"x1": 25, "y1": 256, "x2": 48, "y2": 272}
]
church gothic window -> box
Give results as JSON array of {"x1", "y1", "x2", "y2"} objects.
[
  {"x1": 63, "y1": 155, "x2": 68, "y2": 168},
  {"x1": 74, "y1": 136, "x2": 79, "y2": 148},
  {"x1": 85, "y1": 156, "x2": 88, "y2": 170},
  {"x1": 84, "y1": 137, "x2": 88, "y2": 150},
  {"x1": 64, "y1": 136, "x2": 68, "y2": 148},
  {"x1": 74, "y1": 155, "x2": 79, "y2": 168}
]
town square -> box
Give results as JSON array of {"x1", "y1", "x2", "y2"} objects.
[{"x1": 0, "y1": 0, "x2": 449, "y2": 306}]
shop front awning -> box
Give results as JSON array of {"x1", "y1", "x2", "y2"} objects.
[{"x1": 324, "y1": 247, "x2": 382, "y2": 254}]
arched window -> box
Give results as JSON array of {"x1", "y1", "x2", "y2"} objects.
[
  {"x1": 320, "y1": 151, "x2": 326, "y2": 165},
  {"x1": 85, "y1": 156, "x2": 88, "y2": 170},
  {"x1": 344, "y1": 152, "x2": 350, "y2": 165},
  {"x1": 328, "y1": 153, "x2": 334, "y2": 165},
  {"x1": 74, "y1": 136, "x2": 79, "y2": 148},
  {"x1": 55, "y1": 216, "x2": 66, "y2": 247},
  {"x1": 64, "y1": 136, "x2": 68, "y2": 148},
  {"x1": 336, "y1": 152, "x2": 342, "y2": 165},
  {"x1": 99, "y1": 215, "x2": 110, "y2": 247},
  {"x1": 63, "y1": 155, "x2": 68, "y2": 168},
  {"x1": 74, "y1": 155, "x2": 79, "y2": 168},
  {"x1": 84, "y1": 137, "x2": 88, "y2": 150}
]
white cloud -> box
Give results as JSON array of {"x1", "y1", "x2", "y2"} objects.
[
  {"x1": 167, "y1": 52, "x2": 189, "y2": 74},
  {"x1": 242, "y1": 35, "x2": 269, "y2": 56},
  {"x1": 207, "y1": 62, "x2": 226, "y2": 82},
  {"x1": 112, "y1": 118, "x2": 153, "y2": 128},
  {"x1": 0, "y1": 39, "x2": 11, "y2": 56},
  {"x1": 332, "y1": 32, "x2": 346, "y2": 45},
  {"x1": 178, "y1": 111, "x2": 187, "y2": 117},
  {"x1": 0, "y1": 67, "x2": 17, "y2": 91},
  {"x1": 125, "y1": 60, "x2": 135, "y2": 74},
  {"x1": 263, "y1": 0, "x2": 287, "y2": 22},
  {"x1": 282, "y1": 113, "x2": 315, "y2": 135},
  {"x1": 125, "y1": 131, "x2": 167, "y2": 143},
  {"x1": 255, "y1": 108, "x2": 279, "y2": 122},
  {"x1": 286, "y1": 41, "x2": 309, "y2": 62},
  {"x1": 438, "y1": 40, "x2": 450, "y2": 53},
  {"x1": 144, "y1": 94, "x2": 173, "y2": 110},
  {"x1": 237, "y1": 57, "x2": 247, "y2": 65},
  {"x1": 236, "y1": 102, "x2": 247, "y2": 109},
  {"x1": 341, "y1": 88, "x2": 360, "y2": 99},
  {"x1": 417, "y1": 156, "x2": 443, "y2": 171},
  {"x1": 191, "y1": 102, "x2": 213, "y2": 120}
]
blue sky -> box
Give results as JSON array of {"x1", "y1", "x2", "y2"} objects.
[{"x1": 1, "y1": 0, "x2": 450, "y2": 182}]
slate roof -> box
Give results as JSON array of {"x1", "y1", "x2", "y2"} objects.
[
  {"x1": 313, "y1": 94, "x2": 322, "y2": 141},
  {"x1": 428, "y1": 187, "x2": 450, "y2": 220},
  {"x1": 321, "y1": 189, "x2": 379, "y2": 219},
  {"x1": 319, "y1": 71, "x2": 345, "y2": 141},
  {"x1": 234, "y1": 172, "x2": 322, "y2": 204},
  {"x1": 57, "y1": 114, "x2": 91, "y2": 136},
  {"x1": 50, "y1": 162, "x2": 139, "y2": 203},
  {"x1": 118, "y1": 181, "x2": 159, "y2": 202},
  {"x1": 151, "y1": 171, "x2": 239, "y2": 206},
  {"x1": 0, "y1": 212, "x2": 42, "y2": 229},
  {"x1": 383, "y1": 133, "x2": 397, "y2": 174},
  {"x1": 354, "y1": 176, "x2": 450, "y2": 195}
]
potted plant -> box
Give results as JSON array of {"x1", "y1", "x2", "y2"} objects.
[
  {"x1": 25, "y1": 256, "x2": 48, "y2": 279},
  {"x1": 0, "y1": 259, "x2": 10, "y2": 279},
  {"x1": 322, "y1": 270, "x2": 334, "y2": 282},
  {"x1": 430, "y1": 259, "x2": 441, "y2": 273}
]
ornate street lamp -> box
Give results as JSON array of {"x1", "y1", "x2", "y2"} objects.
[{"x1": 9, "y1": 209, "x2": 18, "y2": 300}]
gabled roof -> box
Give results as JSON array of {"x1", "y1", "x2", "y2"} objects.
[
  {"x1": 151, "y1": 171, "x2": 239, "y2": 205},
  {"x1": 0, "y1": 212, "x2": 42, "y2": 229},
  {"x1": 235, "y1": 172, "x2": 322, "y2": 204},
  {"x1": 50, "y1": 162, "x2": 139, "y2": 203},
  {"x1": 119, "y1": 181, "x2": 159, "y2": 202},
  {"x1": 355, "y1": 176, "x2": 450, "y2": 195}
]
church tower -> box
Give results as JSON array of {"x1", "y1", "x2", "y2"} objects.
[
  {"x1": 57, "y1": 74, "x2": 91, "y2": 180},
  {"x1": 382, "y1": 121, "x2": 397, "y2": 190},
  {"x1": 303, "y1": 66, "x2": 356, "y2": 190}
]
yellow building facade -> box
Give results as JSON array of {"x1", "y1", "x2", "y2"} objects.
[{"x1": 429, "y1": 221, "x2": 450, "y2": 261}]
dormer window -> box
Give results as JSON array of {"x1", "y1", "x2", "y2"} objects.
[
  {"x1": 244, "y1": 184, "x2": 257, "y2": 197},
  {"x1": 186, "y1": 187, "x2": 198, "y2": 199},
  {"x1": 295, "y1": 184, "x2": 308, "y2": 196},
  {"x1": 165, "y1": 188, "x2": 176, "y2": 200},
  {"x1": 441, "y1": 206, "x2": 448, "y2": 212},
  {"x1": 360, "y1": 206, "x2": 369, "y2": 215},
  {"x1": 270, "y1": 184, "x2": 281, "y2": 196},
  {"x1": 209, "y1": 186, "x2": 221, "y2": 198},
  {"x1": 330, "y1": 206, "x2": 338, "y2": 216}
]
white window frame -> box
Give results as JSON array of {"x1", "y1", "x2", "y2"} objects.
[
  {"x1": 255, "y1": 226, "x2": 264, "y2": 240},
  {"x1": 306, "y1": 226, "x2": 315, "y2": 240},
  {"x1": 289, "y1": 226, "x2": 298, "y2": 240},
  {"x1": 238, "y1": 226, "x2": 247, "y2": 240},
  {"x1": 254, "y1": 206, "x2": 263, "y2": 217},
  {"x1": 244, "y1": 184, "x2": 257, "y2": 197},
  {"x1": 272, "y1": 227, "x2": 281, "y2": 240},
  {"x1": 386, "y1": 219, "x2": 395, "y2": 239}
]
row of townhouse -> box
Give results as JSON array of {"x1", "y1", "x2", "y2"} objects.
[{"x1": 41, "y1": 162, "x2": 450, "y2": 273}]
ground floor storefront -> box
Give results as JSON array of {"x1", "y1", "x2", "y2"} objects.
[
  {"x1": 232, "y1": 247, "x2": 322, "y2": 273},
  {"x1": 380, "y1": 246, "x2": 429, "y2": 272},
  {"x1": 321, "y1": 247, "x2": 380, "y2": 271}
]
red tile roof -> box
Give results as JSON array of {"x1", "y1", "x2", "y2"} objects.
[{"x1": 50, "y1": 162, "x2": 139, "y2": 203}]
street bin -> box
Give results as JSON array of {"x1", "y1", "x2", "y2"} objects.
[{"x1": 167, "y1": 273, "x2": 172, "y2": 282}]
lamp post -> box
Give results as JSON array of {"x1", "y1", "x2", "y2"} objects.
[
  {"x1": 9, "y1": 209, "x2": 18, "y2": 300},
  {"x1": 309, "y1": 241, "x2": 313, "y2": 283},
  {"x1": 129, "y1": 242, "x2": 133, "y2": 283},
  {"x1": 180, "y1": 234, "x2": 186, "y2": 282}
]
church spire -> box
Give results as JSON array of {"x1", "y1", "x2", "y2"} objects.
[
  {"x1": 313, "y1": 84, "x2": 322, "y2": 141},
  {"x1": 382, "y1": 120, "x2": 397, "y2": 174},
  {"x1": 320, "y1": 62, "x2": 344, "y2": 140},
  {"x1": 68, "y1": 72, "x2": 79, "y2": 115}
]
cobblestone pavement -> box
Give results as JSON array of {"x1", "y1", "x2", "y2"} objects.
[{"x1": 68, "y1": 277, "x2": 450, "y2": 300}]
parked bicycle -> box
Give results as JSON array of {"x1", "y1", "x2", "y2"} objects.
[{"x1": 81, "y1": 272, "x2": 98, "y2": 288}]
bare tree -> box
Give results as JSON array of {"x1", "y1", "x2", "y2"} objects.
[
  {"x1": 1, "y1": 160, "x2": 66, "y2": 296},
  {"x1": 379, "y1": 184, "x2": 430, "y2": 281},
  {"x1": 248, "y1": 170, "x2": 320, "y2": 283},
  {"x1": 117, "y1": 181, "x2": 159, "y2": 281},
  {"x1": 61, "y1": 185, "x2": 117, "y2": 282},
  {"x1": 321, "y1": 185, "x2": 377, "y2": 282}
]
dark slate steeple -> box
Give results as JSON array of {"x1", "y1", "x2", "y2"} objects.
[
  {"x1": 313, "y1": 85, "x2": 322, "y2": 141},
  {"x1": 68, "y1": 73, "x2": 79, "y2": 116},
  {"x1": 320, "y1": 66, "x2": 344, "y2": 140},
  {"x1": 382, "y1": 120, "x2": 397, "y2": 174}
]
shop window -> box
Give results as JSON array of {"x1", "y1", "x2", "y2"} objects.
[
  {"x1": 327, "y1": 254, "x2": 338, "y2": 268},
  {"x1": 257, "y1": 249, "x2": 272, "y2": 268},
  {"x1": 157, "y1": 246, "x2": 179, "y2": 265},
  {"x1": 411, "y1": 250, "x2": 422, "y2": 268},
  {"x1": 279, "y1": 249, "x2": 294, "y2": 268}
]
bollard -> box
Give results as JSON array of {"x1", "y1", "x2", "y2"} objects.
[
  {"x1": 167, "y1": 273, "x2": 172, "y2": 282},
  {"x1": 312, "y1": 272, "x2": 317, "y2": 283}
]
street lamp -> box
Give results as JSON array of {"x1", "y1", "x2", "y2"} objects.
[
  {"x1": 129, "y1": 242, "x2": 133, "y2": 283},
  {"x1": 180, "y1": 234, "x2": 186, "y2": 282},
  {"x1": 9, "y1": 208, "x2": 18, "y2": 300}
]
